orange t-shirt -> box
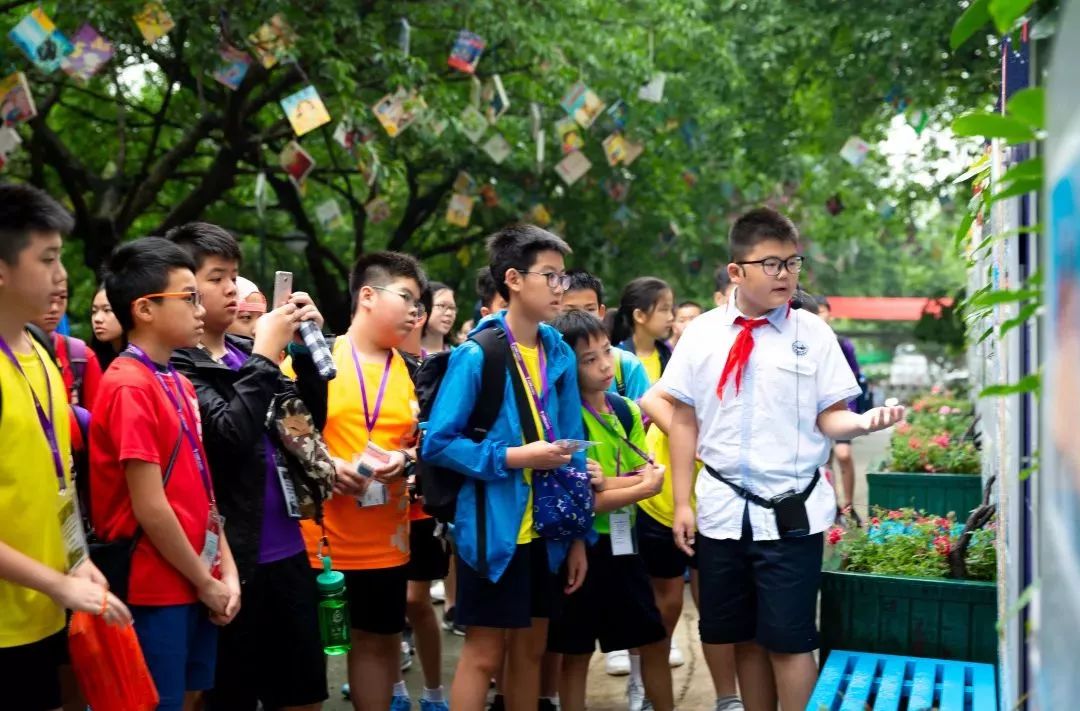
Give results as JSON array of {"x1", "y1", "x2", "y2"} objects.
[{"x1": 296, "y1": 338, "x2": 418, "y2": 571}]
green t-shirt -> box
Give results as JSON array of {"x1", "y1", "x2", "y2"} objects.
[{"x1": 583, "y1": 397, "x2": 648, "y2": 535}]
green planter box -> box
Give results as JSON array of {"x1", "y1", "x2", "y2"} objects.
[
  {"x1": 867, "y1": 470, "x2": 983, "y2": 516},
  {"x1": 819, "y1": 570, "x2": 997, "y2": 664}
]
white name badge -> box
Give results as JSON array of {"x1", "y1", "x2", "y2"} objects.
[
  {"x1": 58, "y1": 490, "x2": 89, "y2": 572},
  {"x1": 358, "y1": 480, "x2": 388, "y2": 507},
  {"x1": 201, "y1": 508, "x2": 225, "y2": 574},
  {"x1": 276, "y1": 458, "x2": 303, "y2": 519},
  {"x1": 609, "y1": 509, "x2": 636, "y2": 556}
]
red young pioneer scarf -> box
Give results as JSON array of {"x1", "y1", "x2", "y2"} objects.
[{"x1": 717, "y1": 316, "x2": 770, "y2": 399}]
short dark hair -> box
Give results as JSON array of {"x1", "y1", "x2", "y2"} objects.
[
  {"x1": 551, "y1": 309, "x2": 609, "y2": 352},
  {"x1": 165, "y1": 221, "x2": 242, "y2": 271},
  {"x1": 0, "y1": 183, "x2": 74, "y2": 265},
  {"x1": 817, "y1": 295, "x2": 831, "y2": 310},
  {"x1": 609, "y1": 276, "x2": 671, "y2": 346},
  {"x1": 565, "y1": 268, "x2": 604, "y2": 304},
  {"x1": 349, "y1": 251, "x2": 428, "y2": 313},
  {"x1": 796, "y1": 288, "x2": 820, "y2": 315},
  {"x1": 713, "y1": 264, "x2": 731, "y2": 294},
  {"x1": 104, "y1": 237, "x2": 197, "y2": 333},
  {"x1": 475, "y1": 268, "x2": 498, "y2": 310},
  {"x1": 486, "y1": 224, "x2": 571, "y2": 301},
  {"x1": 678, "y1": 300, "x2": 702, "y2": 311},
  {"x1": 729, "y1": 207, "x2": 799, "y2": 262}
]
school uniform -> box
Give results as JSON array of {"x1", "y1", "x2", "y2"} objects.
[{"x1": 659, "y1": 290, "x2": 860, "y2": 653}]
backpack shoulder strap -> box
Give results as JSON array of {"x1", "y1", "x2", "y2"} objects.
[
  {"x1": 26, "y1": 324, "x2": 57, "y2": 362},
  {"x1": 613, "y1": 351, "x2": 626, "y2": 396},
  {"x1": 604, "y1": 392, "x2": 634, "y2": 439},
  {"x1": 465, "y1": 327, "x2": 510, "y2": 440}
]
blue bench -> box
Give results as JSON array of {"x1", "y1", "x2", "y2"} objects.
[{"x1": 807, "y1": 649, "x2": 997, "y2": 711}]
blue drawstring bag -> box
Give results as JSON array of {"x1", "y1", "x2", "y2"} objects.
[{"x1": 532, "y1": 465, "x2": 594, "y2": 540}]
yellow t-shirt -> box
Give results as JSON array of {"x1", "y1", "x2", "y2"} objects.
[
  {"x1": 637, "y1": 424, "x2": 697, "y2": 528},
  {"x1": 641, "y1": 349, "x2": 662, "y2": 384},
  {"x1": 514, "y1": 343, "x2": 545, "y2": 544},
  {"x1": 289, "y1": 339, "x2": 419, "y2": 570},
  {"x1": 0, "y1": 339, "x2": 73, "y2": 647}
]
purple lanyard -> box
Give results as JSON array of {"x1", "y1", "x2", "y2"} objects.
[
  {"x1": 350, "y1": 344, "x2": 393, "y2": 433},
  {"x1": 126, "y1": 345, "x2": 216, "y2": 504},
  {"x1": 0, "y1": 336, "x2": 66, "y2": 492},
  {"x1": 502, "y1": 323, "x2": 554, "y2": 441},
  {"x1": 583, "y1": 400, "x2": 654, "y2": 469}
]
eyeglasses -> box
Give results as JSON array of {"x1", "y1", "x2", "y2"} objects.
[
  {"x1": 372, "y1": 285, "x2": 423, "y2": 314},
  {"x1": 521, "y1": 271, "x2": 572, "y2": 291},
  {"x1": 432, "y1": 302, "x2": 458, "y2": 314},
  {"x1": 736, "y1": 256, "x2": 805, "y2": 276},
  {"x1": 140, "y1": 291, "x2": 203, "y2": 307}
]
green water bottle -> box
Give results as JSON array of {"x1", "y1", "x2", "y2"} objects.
[{"x1": 316, "y1": 556, "x2": 351, "y2": 655}]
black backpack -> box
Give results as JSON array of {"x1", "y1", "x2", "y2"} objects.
[{"x1": 414, "y1": 327, "x2": 512, "y2": 523}]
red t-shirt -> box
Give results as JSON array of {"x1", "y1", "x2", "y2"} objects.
[
  {"x1": 52, "y1": 333, "x2": 103, "y2": 410},
  {"x1": 89, "y1": 356, "x2": 214, "y2": 606}
]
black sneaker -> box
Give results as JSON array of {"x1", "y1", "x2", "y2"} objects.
[
  {"x1": 442, "y1": 606, "x2": 466, "y2": 636},
  {"x1": 488, "y1": 694, "x2": 505, "y2": 711},
  {"x1": 538, "y1": 699, "x2": 558, "y2": 711}
]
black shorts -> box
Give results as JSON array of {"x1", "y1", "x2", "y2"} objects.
[
  {"x1": 456, "y1": 540, "x2": 561, "y2": 629},
  {"x1": 547, "y1": 535, "x2": 667, "y2": 655},
  {"x1": 0, "y1": 629, "x2": 66, "y2": 711},
  {"x1": 207, "y1": 552, "x2": 328, "y2": 710},
  {"x1": 342, "y1": 565, "x2": 409, "y2": 634},
  {"x1": 834, "y1": 440, "x2": 852, "y2": 446},
  {"x1": 636, "y1": 507, "x2": 697, "y2": 579},
  {"x1": 406, "y1": 517, "x2": 451, "y2": 582},
  {"x1": 696, "y1": 508, "x2": 824, "y2": 653}
]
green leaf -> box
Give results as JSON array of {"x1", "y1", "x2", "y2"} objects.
[
  {"x1": 968, "y1": 287, "x2": 1041, "y2": 308},
  {"x1": 999, "y1": 302, "x2": 1039, "y2": 337},
  {"x1": 954, "y1": 209, "x2": 977, "y2": 251},
  {"x1": 1007, "y1": 87, "x2": 1046, "y2": 129},
  {"x1": 952, "y1": 113, "x2": 1036, "y2": 143},
  {"x1": 980, "y1": 373, "x2": 1041, "y2": 398},
  {"x1": 977, "y1": 325, "x2": 995, "y2": 344},
  {"x1": 1000, "y1": 156, "x2": 1043, "y2": 185},
  {"x1": 990, "y1": 0, "x2": 1036, "y2": 34},
  {"x1": 989, "y1": 175, "x2": 1042, "y2": 204},
  {"x1": 996, "y1": 580, "x2": 1039, "y2": 632},
  {"x1": 951, "y1": 0, "x2": 992, "y2": 49}
]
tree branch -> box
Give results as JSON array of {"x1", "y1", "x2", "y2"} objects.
[{"x1": 418, "y1": 229, "x2": 486, "y2": 259}]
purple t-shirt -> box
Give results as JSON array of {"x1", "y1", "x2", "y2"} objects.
[
  {"x1": 221, "y1": 343, "x2": 305, "y2": 564},
  {"x1": 838, "y1": 337, "x2": 862, "y2": 412}
]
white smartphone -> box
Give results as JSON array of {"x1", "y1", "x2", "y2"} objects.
[{"x1": 272, "y1": 271, "x2": 293, "y2": 309}]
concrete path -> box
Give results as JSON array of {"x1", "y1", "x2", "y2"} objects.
[{"x1": 325, "y1": 430, "x2": 890, "y2": 710}]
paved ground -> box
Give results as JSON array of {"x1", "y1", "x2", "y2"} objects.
[{"x1": 325, "y1": 431, "x2": 890, "y2": 710}]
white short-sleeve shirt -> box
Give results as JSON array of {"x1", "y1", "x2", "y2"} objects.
[{"x1": 660, "y1": 290, "x2": 861, "y2": 541}]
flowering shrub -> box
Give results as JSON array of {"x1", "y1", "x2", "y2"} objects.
[
  {"x1": 825, "y1": 507, "x2": 996, "y2": 581},
  {"x1": 885, "y1": 391, "x2": 979, "y2": 474}
]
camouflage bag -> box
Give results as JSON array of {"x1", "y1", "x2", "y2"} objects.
[{"x1": 272, "y1": 394, "x2": 336, "y2": 521}]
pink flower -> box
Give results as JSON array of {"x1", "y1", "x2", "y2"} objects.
[
  {"x1": 913, "y1": 401, "x2": 926, "y2": 412},
  {"x1": 924, "y1": 464, "x2": 936, "y2": 472},
  {"x1": 870, "y1": 517, "x2": 881, "y2": 526},
  {"x1": 938, "y1": 406, "x2": 952, "y2": 415},
  {"x1": 908, "y1": 437, "x2": 923, "y2": 450},
  {"x1": 888, "y1": 510, "x2": 903, "y2": 520},
  {"x1": 931, "y1": 385, "x2": 943, "y2": 395},
  {"x1": 826, "y1": 526, "x2": 844, "y2": 545},
  {"x1": 932, "y1": 434, "x2": 951, "y2": 448},
  {"x1": 896, "y1": 422, "x2": 912, "y2": 435},
  {"x1": 934, "y1": 536, "x2": 951, "y2": 555},
  {"x1": 936, "y1": 517, "x2": 950, "y2": 529}
]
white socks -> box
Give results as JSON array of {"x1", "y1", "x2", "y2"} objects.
[
  {"x1": 423, "y1": 687, "x2": 445, "y2": 703},
  {"x1": 630, "y1": 652, "x2": 643, "y2": 685},
  {"x1": 393, "y1": 681, "x2": 409, "y2": 698}
]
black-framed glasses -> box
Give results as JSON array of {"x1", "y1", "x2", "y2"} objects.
[
  {"x1": 372, "y1": 285, "x2": 422, "y2": 313},
  {"x1": 432, "y1": 302, "x2": 458, "y2": 314},
  {"x1": 736, "y1": 256, "x2": 804, "y2": 276},
  {"x1": 521, "y1": 270, "x2": 572, "y2": 291}
]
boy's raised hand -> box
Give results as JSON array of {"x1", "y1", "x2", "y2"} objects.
[
  {"x1": 331, "y1": 457, "x2": 369, "y2": 497},
  {"x1": 252, "y1": 303, "x2": 300, "y2": 360},
  {"x1": 860, "y1": 406, "x2": 906, "y2": 435},
  {"x1": 509, "y1": 441, "x2": 573, "y2": 470}
]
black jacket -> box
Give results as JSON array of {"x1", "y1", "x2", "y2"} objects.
[{"x1": 171, "y1": 335, "x2": 327, "y2": 583}]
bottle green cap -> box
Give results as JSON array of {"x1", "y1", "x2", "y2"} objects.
[{"x1": 316, "y1": 555, "x2": 345, "y2": 594}]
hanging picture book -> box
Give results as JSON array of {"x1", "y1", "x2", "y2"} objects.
[
  {"x1": 529, "y1": 203, "x2": 552, "y2": 227},
  {"x1": 603, "y1": 100, "x2": 629, "y2": 132},
  {"x1": 398, "y1": 18, "x2": 411, "y2": 57},
  {"x1": 133, "y1": 3, "x2": 175, "y2": 45},
  {"x1": 9, "y1": 8, "x2": 72, "y2": 74},
  {"x1": 602, "y1": 133, "x2": 627, "y2": 166},
  {"x1": 638, "y1": 73, "x2": 665, "y2": 103},
  {"x1": 357, "y1": 149, "x2": 379, "y2": 186},
  {"x1": 482, "y1": 133, "x2": 511, "y2": 164},
  {"x1": 364, "y1": 197, "x2": 391, "y2": 224},
  {"x1": 622, "y1": 138, "x2": 644, "y2": 166},
  {"x1": 281, "y1": 85, "x2": 332, "y2": 137},
  {"x1": 448, "y1": 30, "x2": 485, "y2": 74},
  {"x1": 459, "y1": 105, "x2": 487, "y2": 143},
  {"x1": 61, "y1": 25, "x2": 114, "y2": 81},
  {"x1": 0, "y1": 125, "x2": 22, "y2": 156},
  {"x1": 479, "y1": 184, "x2": 498, "y2": 208},
  {"x1": 613, "y1": 204, "x2": 633, "y2": 225},
  {"x1": 0, "y1": 72, "x2": 37, "y2": 125},
  {"x1": 315, "y1": 199, "x2": 345, "y2": 231},
  {"x1": 446, "y1": 193, "x2": 475, "y2": 227},
  {"x1": 601, "y1": 177, "x2": 630, "y2": 202},
  {"x1": 560, "y1": 82, "x2": 605, "y2": 129},
  {"x1": 839, "y1": 136, "x2": 870, "y2": 167},
  {"x1": 483, "y1": 74, "x2": 509, "y2": 124},
  {"x1": 213, "y1": 44, "x2": 252, "y2": 91},
  {"x1": 470, "y1": 76, "x2": 482, "y2": 107},
  {"x1": 555, "y1": 151, "x2": 591, "y2": 186},
  {"x1": 425, "y1": 115, "x2": 449, "y2": 137},
  {"x1": 249, "y1": 14, "x2": 295, "y2": 69},
  {"x1": 333, "y1": 116, "x2": 374, "y2": 151},
  {"x1": 372, "y1": 88, "x2": 425, "y2": 138},
  {"x1": 556, "y1": 117, "x2": 583, "y2": 155},
  {"x1": 279, "y1": 141, "x2": 315, "y2": 187},
  {"x1": 453, "y1": 171, "x2": 475, "y2": 194}
]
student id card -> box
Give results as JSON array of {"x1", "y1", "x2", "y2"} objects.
[
  {"x1": 609, "y1": 508, "x2": 636, "y2": 556},
  {"x1": 57, "y1": 489, "x2": 89, "y2": 572},
  {"x1": 354, "y1": 442, "x2": 390, "y2": 507},
  {"x1": 553, "y1": 439, "x2": 601, "y2": 453},
  {"x1": 274, "y1": 453, "x2": 303, "y2": 519},
  {"x1": 200, "y1": 507, "x2": 225, "y2": 576}
]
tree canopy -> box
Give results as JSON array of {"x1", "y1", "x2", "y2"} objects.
[{"x1": 0, "y1": 0, "x2": 996, "y2": 329}]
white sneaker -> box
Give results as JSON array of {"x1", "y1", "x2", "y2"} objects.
[
  {"x1": 430, "y1": 580, "x2": 446, "y2": 604},
  {"x1": 668, "y1": 640, "x2": 685, "y2": 668},
  {"x1": 605, "y1": 649, "x2": 631, "y2": 676},
  {"x1": 715, "y1": 696, "x2": 745, "y2": 711},
  {"x1": 627, "y1": 677, "x2": 646, "y2": 711}
]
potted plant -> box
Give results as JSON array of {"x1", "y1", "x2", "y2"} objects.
[
  {"x1": 867, "y1": 389, "x2": 983, "y2": 516},
  {"x1": 820, "y1": 478, "x2": 997, "y2": 664}
]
